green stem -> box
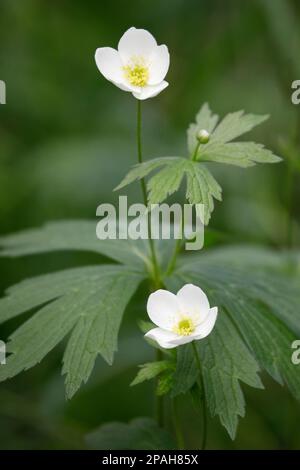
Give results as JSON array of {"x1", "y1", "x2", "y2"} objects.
[
  {"x1": 165, "y1": 216, "x2": 184, "y2": 276},
  {"x1": 155, "y1": 348, "x2": 164, "y2": 427},
  {"x1": 172, "y1": 397, "x2": 185, "y2": 450},
  {"x1": 192, "y1": 141, "x2": 201, "y2": 161},
  {"x1": 136, "y1": 100, "x2": 164, "y2": 426},
  {"x1": 192, "y1": 341, "x2": 207, "y2": 450},
  {"x1": 136, "y1": 100, "x2": 161, "y2": 286}
]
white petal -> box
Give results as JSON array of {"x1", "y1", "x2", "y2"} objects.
[
  {"x1": 145, "y1": 328, "x2": 180, "y2": 349},
  {"x1": 132, "y1": 81, "x2": 168, "y2": 100},
  {"x1": 147, "y1": 289, "x2": 180, "y2": 330},
  {"x1": 95, "y1": 47, "x2": 124, "y2": 84},
  {"x1": 192, "y1": 307, "x2": 218, "y2": 340},
  {"x1": 148, "y1": 45, "x2": 170, "y2": 85},
  {"x1": 118, "y1": 27, "x2": 157, "y2": 62},
  {"x1": 176, "y1": 284, "x2": 210, "y2": 324}
]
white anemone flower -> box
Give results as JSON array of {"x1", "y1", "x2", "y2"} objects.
[
  {"x1": 145, "y1": 284, "x2": 218, "y2": 349},
  {"x1": 95, "y1": 27, "x2": 170, "y2": 100}
]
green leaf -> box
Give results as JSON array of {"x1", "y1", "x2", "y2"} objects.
[
  {"x1": 0, "y1": 220, "x2": 146, "y2": 268},
  {"x1": 147, "y1": 159, "x2": 187, "y2": 205},
  {"x1": 188, "y1": 104, "x2": 281, "y2": 167},
  {"x1": 185, "y1": 162, "x2": 222, "y2": 224},
  {"x1": 166, "y1": 245, "x2": 300, "y2": 438},
  {"x1": 187, "y1": 103, "x2": 219, "y2": 154},
  {"x1": 201, "y1": 142, "x2": 281, "y2": 167},
  {"x1": 114, "y1": 157, "x2": 179, "y2": 191},
  {"x1": 210, "y1": 111, "x2": 269, "y2": 144},
  {"x1": 131, "y1": 360, "x2": 173, "y2": 386},
  {"x1": 198, "y1": 315, "x2": 263, "y2": 440},
  {"x1": 0, "y1": 265, "x2": 143, "y2": 398},
  {"x1": 156, "y1": 369, "x2": 174, "y2": 396},
  {"x1": 139, "y1": 158, "x2": 222, "y2": 225},
  {"x1": 86, "y1": 417, "x2": 175, "y2": 450},
  {"x1": 171, "y1": 345, "x2": 197, "y2": 397}
]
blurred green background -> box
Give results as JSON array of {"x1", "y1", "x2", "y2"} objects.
[{"x1": 0, "y1": 0, "x2": 299, "y2": 449}]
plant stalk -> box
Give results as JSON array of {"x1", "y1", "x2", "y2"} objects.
[
  {"x1": 192, "y1": 341, "x2": 207, "y2": 450},
  {"x1": 136, "y1": 100, "x2": 164, "y2": 427},
  {"x1": 136, "y1": 100, "x2": 161, "y2": 286},
  {"x1": 172, "y1": 397, "x2": 185, "y2": 450}
]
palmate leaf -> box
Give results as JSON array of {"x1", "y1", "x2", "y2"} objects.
[
  {"x1": 188, "y1": 104, "x2": 281, "y2": 166},
  {"x1": 0, "y1": 265, "x2": 144, "y2": 398},
  {"x1": 86, "y1": 417, "x2": 175, "y2": 450},
  {"x1": 116, "y1": 156, "x2": 222, "y2": 225},
  {"x1": 0, "y1": 220, "x2": 146, "y2": 268},
  {"x1": 166, "y1": 246, "x2": 300, "y2": 438}
]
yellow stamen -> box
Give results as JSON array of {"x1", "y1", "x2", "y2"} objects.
[
  {"x1": 123, "y1": 58, "x2": 149, "y2": 87},
  {"x1": 173, "y1": 318, "x2": 195, "y2": 336}
]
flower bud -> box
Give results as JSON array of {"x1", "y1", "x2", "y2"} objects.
[{"x1": 197, "y1": 129, "x2": 210, "y2": 144}]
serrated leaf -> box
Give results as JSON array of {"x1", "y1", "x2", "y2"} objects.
[
  {"x1": 86, "y1": 417, "x2": 175, "y2": 450},
  {"x1": 0, "y1": 265, "x2": 143, "y2": 398},
  {"x1": 131, "y1": 360, "x2": 173, "y2": 386},
  {"x1": 198, "y1": 315, "x2": 263, "y2": 440},
  {"x1": 185, "y1": 162, "x2": 222, "y2": 225},
  {"x1": 156, "y1": 369, "x2": 174, "y2": 396},
  {"x1": 171, "y1": 345, "x2": 198, "y2": 397},
  {"x1": 201, "y1": 142, "x2": 281, "y2": 167},
  {"x1": 0, "y1": 220, "x2": 146, "y2": 268},
  {"x1": 147, "y1": 159, "x2": 187, "y2": 205},
  {"x1": 210, "y1": 111, "x2": 269, "y2": 144},
  {"x1": 114, "y1": 157, "x2": 179, "y2": 191},
  {"x1": 187, "y1": 103, "x2": 219, "y2": 154}
]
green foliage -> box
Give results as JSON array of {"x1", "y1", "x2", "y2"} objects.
[
  {"x1": 187, "y1": 102, "x2": 219, "y2": 155},
  {"x1": 200, "y1": 142, "x2": 281, "y2": 167},
  {"x1": 131, "y1": 360, "x2": 174, "y2": 386},
  {"x1": 188, "y1": 105, "x2": 281, "y2": 165},
  {"x1": 0, "y1": 265, "x2": 144, "y2": 398},
  {"x1": 165, "y1": 246, "x2": 300, "y2": 438},
  {"x1": 116, "y1": 103, "x2": 280, "y2": 225},
  {"x1": 171, "y1": 344, "x2": 197, "y2": 397},
  {"x1": 114, "y1": 157, "x2": 179, "y2": 191},
  {"x1": 0, "y1": 220, "x2": 145, "y2": 268},
  {"x1": 86, "y1": 417, "x2": 175, "y2": 450}
]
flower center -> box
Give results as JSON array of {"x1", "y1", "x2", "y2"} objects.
[
  {"x1": 173, "y1": 317, "x2": 195, "y2": 336},
  {"x1": 123, "y1": 58, "x2": 149, "y2": 87}
]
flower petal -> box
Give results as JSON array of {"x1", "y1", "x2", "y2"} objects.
[
  {"x1": 192, "y1": 307, "x2": 218, "y2": 340},
  {"x1": 176, "y1": 284, "x2": 210, "y2": 324},
  {"x1": 148, "y1": 45, "x2": 170, "y2": 85},
  {"x1": 132, "y1": 80, "x2": 169, "y2": 100},
  {"x1": 147, "y1": 289, "x2": 180, "y2": 329},
  {"x1": 145, "y1": 327, "x2": 180, "y2": 349},
  {"x1": 118, "y1": 27, "x2": 157, "y2": 62},
  {"x1": 95, "y1": 47, "x2": 125, "y2": 84}
]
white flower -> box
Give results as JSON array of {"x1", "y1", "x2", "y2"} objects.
[
  {"x1": 145, "y1": 284, "x2": 218, "y2": 349},
  {"x1": 95, "y1": 27, "x2": 170, "y2": 100}
]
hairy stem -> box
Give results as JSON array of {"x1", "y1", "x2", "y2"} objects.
[{"x1": 192, "y1": 341, "x2": 207, "y2": 450}]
